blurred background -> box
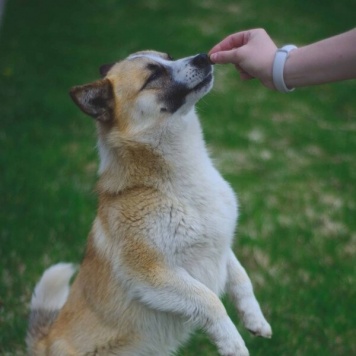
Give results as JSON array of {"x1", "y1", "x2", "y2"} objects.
[{"x1": 0, "y1": 0, "x2": 355, "y2": 354}]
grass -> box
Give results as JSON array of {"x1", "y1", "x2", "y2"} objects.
[{"x1": 1, "y1": 0, "x2": 355, "y2": 354}]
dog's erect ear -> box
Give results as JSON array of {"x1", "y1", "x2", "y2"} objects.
[
  {"x1": 69, "y1": 78, "x2": 114, "y2": 123},
  {"x1": 99, "y1": 63, "x2": 115, "y2": 78}
]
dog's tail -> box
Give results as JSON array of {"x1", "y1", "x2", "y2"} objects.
[{"x1": 26, "y1": 263, "x2": 76, "y2": 351}]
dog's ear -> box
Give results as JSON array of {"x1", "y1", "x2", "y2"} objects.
[
  {"x1": 99, "y1": 63, "x2": 115, "y2": 78},
  {"x1": 69, "y1": 78, "x2": 114, "y2": 123}
]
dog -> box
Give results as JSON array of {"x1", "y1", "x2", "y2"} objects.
[{"x1": 26, "y1": 51, "x2": 272, "y2": 356}]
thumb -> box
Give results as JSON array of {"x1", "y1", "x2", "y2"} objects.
[{"x1": 209, "y1": 49, "x2": 240, "y2": 65}]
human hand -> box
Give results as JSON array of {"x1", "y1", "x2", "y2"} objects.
[{"x1": 209, "y1": 29, "x2": 277, "y2": 89}]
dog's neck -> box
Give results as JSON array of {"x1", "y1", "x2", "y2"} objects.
[{"x1": 96, "y1": 109, "x2": 211, "y2": 195}]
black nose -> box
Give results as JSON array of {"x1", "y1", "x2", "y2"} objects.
[{"x1": 191, "y1": 53, "x2": 211, "y2": 68}]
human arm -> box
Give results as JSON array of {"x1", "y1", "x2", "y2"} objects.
[
  {"x1": 209, "y1": 28, "x2": 356, "y2": 90},
  {"x1": 283, "y1": 29, "x2": 356, "y2": 88}
]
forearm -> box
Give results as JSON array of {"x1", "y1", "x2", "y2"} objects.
[{"x1": 284, "y1": 29, "x2": 356, "y2": 88}]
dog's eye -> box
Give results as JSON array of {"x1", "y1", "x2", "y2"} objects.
[
  {"x1": 148, "y1": 64, "x2": 163, "y2": 80},
  {"x1": 141, "y1": 64, "x2": 165, "y2": 90}
]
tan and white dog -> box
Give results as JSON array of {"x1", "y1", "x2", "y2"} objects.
[{"x1": 27, "y1": 51, "x2": 272, "y2": 356}]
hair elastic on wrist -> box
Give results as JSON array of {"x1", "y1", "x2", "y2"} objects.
[{"x1": 272, "y1": 45, "x2": 297, "y2": 93}]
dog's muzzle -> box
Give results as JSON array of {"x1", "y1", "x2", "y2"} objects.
[{"x1": 191, "y1": 53, "x2": 214, "y2": 68}]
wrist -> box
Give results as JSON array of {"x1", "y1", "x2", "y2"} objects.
[{"x1": 272, "y1": 45, "x2": 297, "y2": 93}]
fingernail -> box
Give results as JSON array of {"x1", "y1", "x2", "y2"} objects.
[{"x1": 209, "y1": 53, "x2": 216, "y2": 63}]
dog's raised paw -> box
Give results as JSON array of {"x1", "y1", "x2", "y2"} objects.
[
  {"x1": 218, "y1": 344, "x2": 249, "y2": 356},
  {"x1": 212, "y1": 318, "x2": 250, "y2": 356},
  {"x1": 245, "y1": 314, "x2": 272, "y2": 338},
  {"x1": 238, "y1": 296, "x2": 272, "y2": 338}
]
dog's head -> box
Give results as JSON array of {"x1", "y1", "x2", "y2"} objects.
[{"x1": 70, "y1": 51, "x2": 213, "y2": 134}]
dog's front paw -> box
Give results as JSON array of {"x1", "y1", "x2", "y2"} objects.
[
  {"x1": 244, "y1": 313, "x2": 272, "y2": 338},
  {"x1": 240, "y1": 302, "x2": 272, "y2": 338},
  {"x1": 238, "y1": 297, "x2": 272, "y2": 338},
  {"x1": 209, "y1": 317, "x2": 249, "y2": 356},
  {"x1": 216, "y1": 340, "x2": 249, "y2": 356}
]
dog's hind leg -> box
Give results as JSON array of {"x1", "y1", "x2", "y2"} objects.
[{"x1": 226, "y1": 249, "x2": 272, "y2": 338}]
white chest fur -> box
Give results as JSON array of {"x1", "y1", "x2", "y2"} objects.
[{"x1": 158, "y1": 110, "x2": 239, "y2": 295}]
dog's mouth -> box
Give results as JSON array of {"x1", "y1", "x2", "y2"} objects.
[
  {"x1": 161, "y1": 69, "x2": 213, "y2": 114},
  {"x1": 192, "y1": 72, "x2": 213, "y2": 92}
]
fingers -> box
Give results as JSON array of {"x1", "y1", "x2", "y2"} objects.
[
  {"x1": 209, "y1": 31, "x2": 249, "y2": 55},
  {"x1": 209, "y1": 31, "x2": 252, "y2": 65},
  {"x1": 209, "y1": 49, "x2": 240, "y2": 64}
]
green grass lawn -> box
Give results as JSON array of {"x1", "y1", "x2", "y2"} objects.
[{"x1": 1, "y1": 0, "x2": 355, "y2": 355}]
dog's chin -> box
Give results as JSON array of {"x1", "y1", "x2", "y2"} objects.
[
  {"x1": 192, "y1": 73, "x2": 213, "y2": 93},
  {"x1": 174, "y1": 79, "x2": 213, "y2": 116},
  {"x1": 159, "y1": 72, "x2": 214, "y2": 116},
  {"x1": 182, "y1": 73, "x2": 213, "y2": 111}
]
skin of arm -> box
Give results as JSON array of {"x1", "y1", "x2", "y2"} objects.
[
  {"x1": 284, "y1": 29, "x2": 356, "y2": 88},
  {"x1": 209, "y1": 28, "x2": 356, "y2": 90}
]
